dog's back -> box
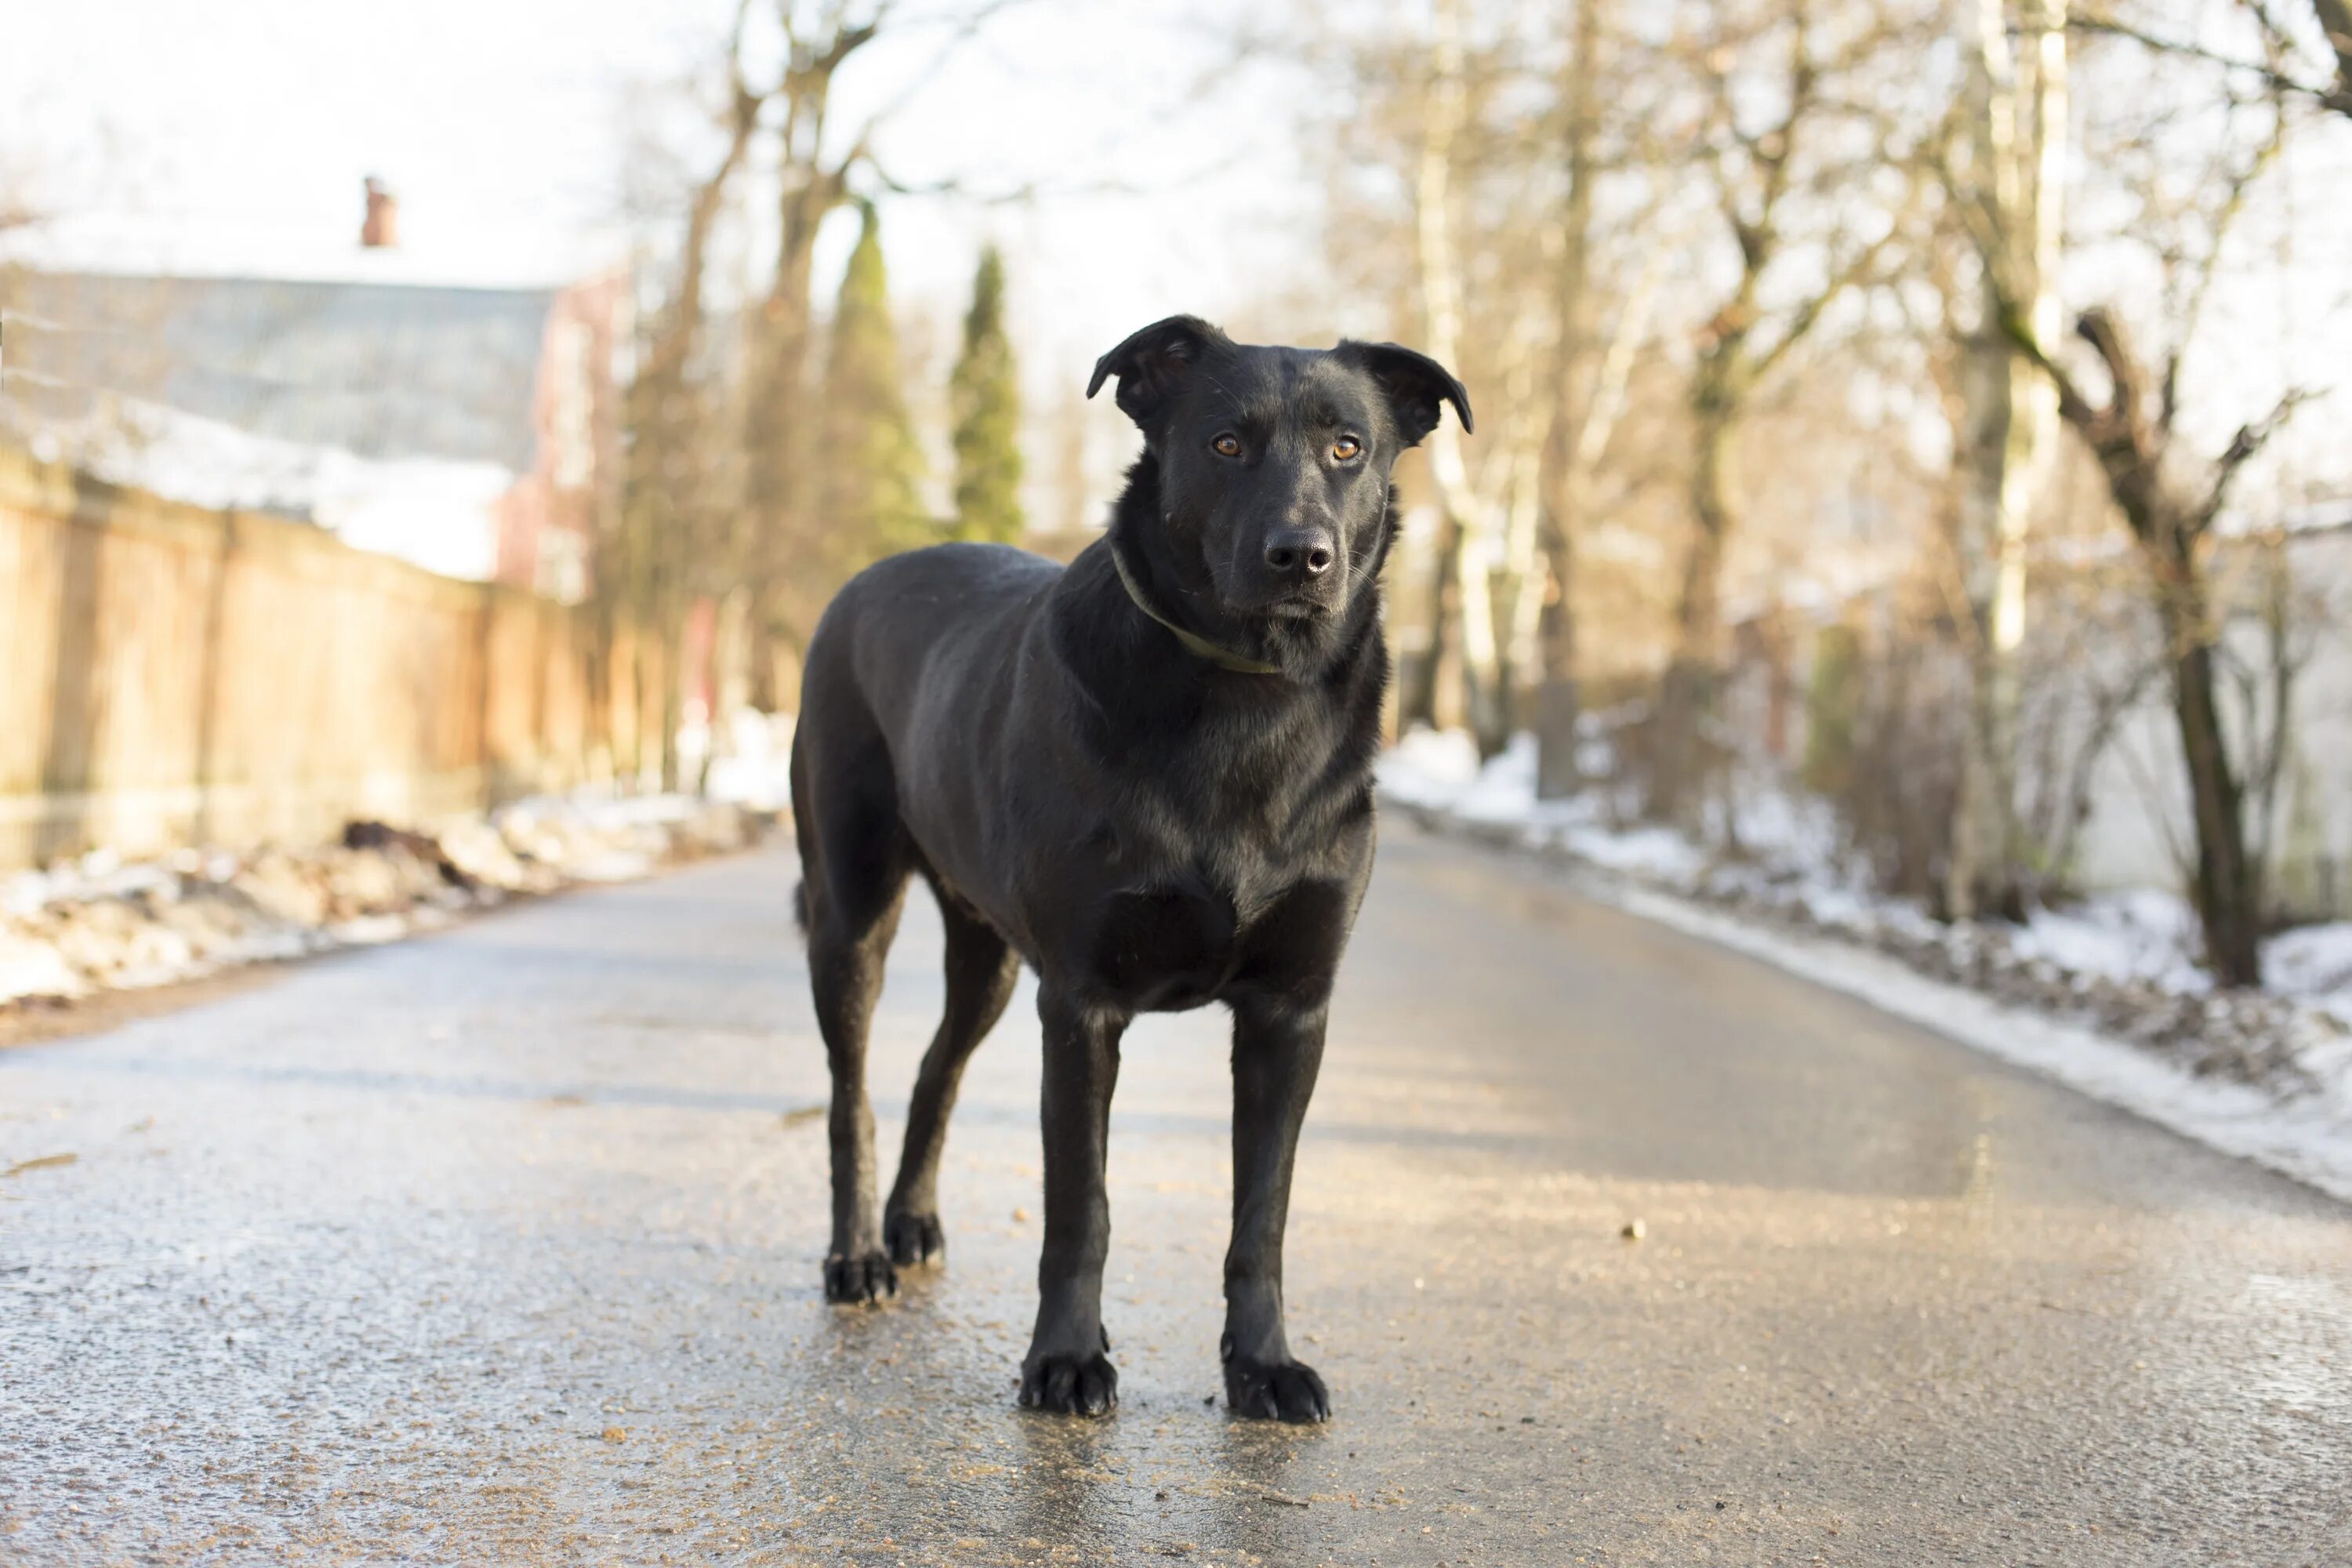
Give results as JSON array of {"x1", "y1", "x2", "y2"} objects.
[
  {"x1": 790, "y1": 542, "x2": 1058, "y2": 936},
  {"x1": 799, "y1": 542, "x2": 1058, "y2": 737}
]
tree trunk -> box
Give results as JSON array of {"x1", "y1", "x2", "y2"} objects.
[
  {"x1": 1533, "y1": 592, "x2": 1581, "y2": 797},
  {"x1": 2170, "y1": 628, "x2": 2262, "y2": 985},
  {"x1": 1490, "y1": 292, "x2": 1552, "y2": 753},
  {"x1": 743, "y1": 60, "x2": 855, "y2": 657},
  {"x1": 2142, "y1": 520, "x2": 2261, "y2": 985},
  {"x1": 1533, "y1": 0, "x2": 1600, "y2": 799},
  {"x1": 1456, "y1": 502, "x2": 1508, "y2": 759},
  {"x1": 1414, "y1": 0, "x2": 1506, "y2": 757},
  {"x1": 1398, "y1": 512, "x2": 1460, "y2": 732},
  {"x1": 1650, "y1": 401, "x2": 1732, "y2": 825},
  {"x1": 1948, "y1": 0, "x2": 2066, "y2": 921}
]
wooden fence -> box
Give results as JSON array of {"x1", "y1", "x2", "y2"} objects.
[{"x1": 0, "y1": 447, "x2": 670, "y2": 869}]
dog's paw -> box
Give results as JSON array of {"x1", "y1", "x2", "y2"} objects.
[
  {"x1": 1225, "y1": 1356, "x2": 1330, "y2": 1424},
  {"x1": 884, "y1": 1210, "x2": 945, "y2": 1267},
  {"x1": 822, "y1": 1251, "x2": 897, "y2": 1305},
  {"x1": 1018, "y1": 1350, "x2": 1119, "y2": 1417}
]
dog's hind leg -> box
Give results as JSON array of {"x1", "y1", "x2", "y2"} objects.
[
  {"x1": 797, "y1": 736, "x2": 914, "y2": 1305},
  {"x1": 884, "y1": 894, "x2": 1021, "y2": 1268}
]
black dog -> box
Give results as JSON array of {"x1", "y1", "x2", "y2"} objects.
[{"x1": 789, "y1": 314, "x2": 1470, "y2": 1422}]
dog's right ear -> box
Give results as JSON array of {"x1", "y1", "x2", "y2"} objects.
[{"x1": 1087, "y1": 315, "x2": 1230, "y2": 426}]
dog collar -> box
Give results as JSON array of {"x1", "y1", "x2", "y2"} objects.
[{"x1": 1109, "y1": 547, "x2": 1285, "y2": 676}]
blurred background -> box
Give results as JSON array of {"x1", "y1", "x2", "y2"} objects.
[{"x1": 3, "y1": 0, "x2": 2350, "y2": 993}]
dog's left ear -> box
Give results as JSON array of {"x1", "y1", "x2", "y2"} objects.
[
  {"x1": 1335, "y1": 341, "x2": 1474, "y2": 446},
  {"x1": 1087, "y1": 314, "x2": 1230, "y2": 426}
]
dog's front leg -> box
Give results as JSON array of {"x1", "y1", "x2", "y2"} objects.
[
  {"x1": 1221, "y1": 995, "x2": 1331, "y2": 1422},
  {"x1": 1019, "y1": 988, "x2": 1126, "y2": 1416}
]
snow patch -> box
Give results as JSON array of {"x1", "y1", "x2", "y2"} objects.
[{"x1": 1, "y1": 792, "x2": 772, "y2": 1010}]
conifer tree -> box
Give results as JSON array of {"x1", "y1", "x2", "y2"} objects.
[
  {"x1": 821, "y1": 202, "x2": 927, "y2": 564},
  {"x1": 949, "y1": 245, "x2": 1025, "y2": 544}
]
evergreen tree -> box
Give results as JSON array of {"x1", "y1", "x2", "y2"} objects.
[
  {"x1": 820, "y1": 202, "x2": 927, "y2": 566},
  {"x1": 949, "y1": 245, "x2": 1025, "y2": 544}
]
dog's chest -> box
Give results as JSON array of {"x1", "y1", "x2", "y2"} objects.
[{"x1": 1081, "y1": 873, "x2": 1352, "y2": 1012}]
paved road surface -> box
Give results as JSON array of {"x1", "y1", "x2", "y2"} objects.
[{"x1": 4, "y1": 823, "x2": 2348, "y2": 1566}]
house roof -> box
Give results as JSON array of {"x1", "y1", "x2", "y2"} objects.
[
  {"x1": 5, "y1": 269, "x2": 564, "y2": 472},
  {"x1": 2, "y1": 211, "x2": 626, "y2": 472}
]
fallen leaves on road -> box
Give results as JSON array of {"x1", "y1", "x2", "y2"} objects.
[{"x1": 2, "y1": 1152, "x2": 77, "y2": 1178}]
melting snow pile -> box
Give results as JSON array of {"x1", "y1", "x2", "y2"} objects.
[
  {"x1": 0, "y1": 795, "x2": 772, "y2": 1011},
  {"x1": 1380, "y1": 728, "x2": 2352, "y2": 1204}
]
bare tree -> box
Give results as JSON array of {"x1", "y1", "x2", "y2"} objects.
[
  {"x1": 739, "y1": 5, "x2": 891, "y2": 702},
  {"x1": 615, "y1": 0, "x2": 776, "y2": 787},
  {"x1": 1940, "y1": 0, "x2": 2068, "y2": 918},
  {"x1": 1986, "y1": 7, "x2": 2314, "y2": 982},
  {"x1": 2230, "y1": 530, "x2": 2324, "y2": 905},
  {"x1": 2002, "y1": 301, "x2": 2299, "y2": 983},
  {"x1": 1644, "y1": 0, "x2": 1919, "y2": 824},
  {"x1": 1528, "y1": 0, "x2": 1604, "y2": 797},
  {"x1": 1355, "y1": 0, "x2": 1650, "y2": 762},
  {"x1": 735, "y1": 1, "x2": 1018, "y2": 700},
  {"x1": 1397, "y1": 0, "x2": 1508, "y2": 751}
]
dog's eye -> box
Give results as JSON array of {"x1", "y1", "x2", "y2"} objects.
[
  {"x1": 1331, "y1": 437, "x2": 1363, "y2": 461},
  {"x1": 1212, "y1": 433, "x2": 1242, "y2": 458}
]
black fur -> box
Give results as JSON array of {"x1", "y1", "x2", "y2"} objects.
[{"x1": 789, "y1": 315, "x2": 1469, "y2": 1423}]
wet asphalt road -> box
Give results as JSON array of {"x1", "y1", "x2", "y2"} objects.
[{"x1": 3, "y1": 822, "x2": 2349, "y2": 1566}]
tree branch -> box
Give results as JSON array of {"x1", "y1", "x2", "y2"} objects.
[
  {"x1": 1996, "y1": 296, "x2": 2100, "y2": 434},
  {"x1": 1748, "y1": 183, "x2": 1915, "y2": 384},
  {"x1": 2073, "y1": 9, "x2": 2339, "y2": 107},
  {"x1": 2317, "y1": 0, "x2": 2352, "y2": 109},
  {"x1": 2201, "y1": 387, "x2": 2311, "y2": 524},
  {"x1": 2074, "y1": 306, "x2": 2152, "y2": 451},
  {"x1": 833, "y1": 0, "x2": 1029, "y2": 196},
  {"x1": 2167, "y1": 104, "x2": 2288, "y2": 429},
  {"x1": 2250, "y1": 0, "x2": 2352, "y2": 114}
]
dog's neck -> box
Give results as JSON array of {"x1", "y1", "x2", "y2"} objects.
[
  {"x1": 1097, "y1": 452, "x2": 1389, "y2": 691},
  {"x1": 1107, "y1": 544, "x2": 1285, "y2": 676}
]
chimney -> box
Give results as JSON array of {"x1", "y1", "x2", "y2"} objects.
[{"x1": 361, "y1": 176, "x2": 399, "y2": 249}]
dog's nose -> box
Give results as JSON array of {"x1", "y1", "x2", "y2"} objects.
[{"x1": 1262, "y1": 528, "x2": 1336, "y2": 581}]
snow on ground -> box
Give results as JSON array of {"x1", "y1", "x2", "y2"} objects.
[
  {"x1": 1379, "y1": 728, "x2": 2352, "y2": 1206},
  {"x1": 1, "y1": 712, "x2": 800, "y2": 1015},
  {"x1": 0, "y1": 793, "x2": 773, "y2": 1012},
  {"x1": 683, "y1": 710, "x2": 797, "y2": 815}
]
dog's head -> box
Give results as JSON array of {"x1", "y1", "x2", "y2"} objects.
[{"x1": 1088, "y1": 315, "x2": 1471, "y2": 672}]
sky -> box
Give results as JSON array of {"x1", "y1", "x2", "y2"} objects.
[{"x1": 0, "y1": 0, "x2": 1339, "y2": 519}]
